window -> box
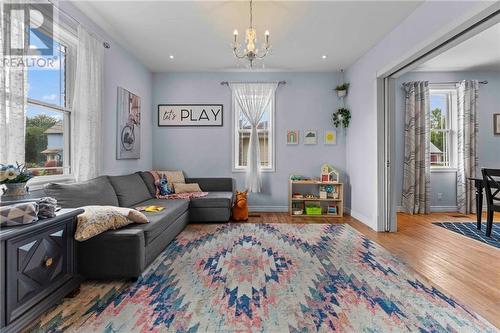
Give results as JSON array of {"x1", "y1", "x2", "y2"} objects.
[
  {"x1": 25, "y1": 22, "x2": 75, "y2": 179},
  {"x1": 233, "y1": 95, "x2": 275, "y2": 172},
  {"x1": 429, "y1": 88, "x2": 457, "y2": 168}
]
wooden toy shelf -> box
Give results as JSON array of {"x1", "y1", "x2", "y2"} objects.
[{"x1": 288, "y1": 180, "x2": 344, "y2": 218}]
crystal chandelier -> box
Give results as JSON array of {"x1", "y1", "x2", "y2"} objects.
[{"x1": 232, "y1": 0, "x2": 270, "y2": 68}]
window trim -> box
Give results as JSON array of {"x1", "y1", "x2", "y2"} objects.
[
  {"x1": 232, "y1": 94, "x2": 276, "y2": 173},
  {"x1": 429, "y1": 86, "x2": 458, "y2": 170},
  {"x1": 25, "y1": 25, "x2": 76, "y2": 185}
]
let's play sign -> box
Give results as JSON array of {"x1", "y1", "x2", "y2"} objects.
[{"x1": 158, "y1": 104, "x2": 223, "y2": 127}]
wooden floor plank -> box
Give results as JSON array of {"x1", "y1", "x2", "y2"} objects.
[{"x1": 244, "y1": 212, "x2": 500, "y2": 328}]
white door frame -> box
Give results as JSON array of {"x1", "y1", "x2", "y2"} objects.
[{"x1": 376, "y1": 4, "x2": 500, "y2": 232}]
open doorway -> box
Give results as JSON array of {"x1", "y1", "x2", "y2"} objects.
[{"x1": 380, "y1": 6, "x2": 500, "y2": 236}]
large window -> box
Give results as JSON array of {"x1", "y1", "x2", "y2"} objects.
[
  {"x1": 25, "y1": 23, "x2": 74, "y2": 178},
  {"x1": 233, "y1": 96, "x2": 275, "y2": 172},
  {"x1": 429, "y1": 88, "x2": 457, "y2": 168}
]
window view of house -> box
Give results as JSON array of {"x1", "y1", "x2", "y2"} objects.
[
  {"x1": 429, "y1": 90, "x2": 454, "y2": 168},
  {"x1": 25, "y1": 32, "x2": 70, "y2": 176}
]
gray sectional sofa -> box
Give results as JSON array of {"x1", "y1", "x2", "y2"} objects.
[{"x1": 44, "y1": 172, "x2": 235, "y2": 279}]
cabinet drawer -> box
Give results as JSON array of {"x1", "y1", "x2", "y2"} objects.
[{"x1": 5, "y1": 218, "x2": 74, "y2": 324}]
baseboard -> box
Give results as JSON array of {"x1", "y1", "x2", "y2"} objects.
[
  {"x1": 431, "y1": 206, "x2": 459, "y2": 213},
  {"x1": 350, "y1": 209, "x2": 372, "y2": 226},
  {"x1": 248, "y1": 206, "x2": 288, "y2": 212},
  {"x1": 397, "y1": 205, "x2": 486, "y2": 213},
  {"x1": 397, "y1": 205, "x2": 458, "y2": 213}
]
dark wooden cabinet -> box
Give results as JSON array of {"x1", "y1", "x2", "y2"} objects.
[{"x1": 0, "y1": 209, "x2": 83, "y2": 333}]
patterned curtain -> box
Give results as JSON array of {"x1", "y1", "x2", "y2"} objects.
[
  {"x1": 457, "y1": 80, "x2": 479, "y2": 214},
  {"x1": 402, "y1": 81, "x2": 430, "y2": 214}
]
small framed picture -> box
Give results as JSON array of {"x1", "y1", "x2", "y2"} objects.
[
  {"x1": 304, "y1": 130, "x2": 317, "y2": 145},
  {"x1": 494, "y1": 114, "x2": 500, "y2": 135},
  {"x1": 286, "y1": 130, "x2": 299, "y2": 145},
  {"x1": 324, "y1": 130, "x2": 337, "y2": 145}
]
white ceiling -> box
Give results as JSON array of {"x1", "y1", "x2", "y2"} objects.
[
  {"x1": 73, "y1": 1, "x2": 422, "y2": 72},
  {"x1": 415, "y1": 22, "x2": 500, "y2": 72}
]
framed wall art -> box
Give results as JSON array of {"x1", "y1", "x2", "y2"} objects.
[
  {"x1": 494, "y1": 113, "x2": 500, "y2": 135},
  {"x1": 287, "y1": 130, "x2": 299, "y2": 145},
  {"x1": 304, "y1": 130, "x2": 317, "y2": 145},
  {"x1": 324, "y1": 130, "x2": 337, "y2": 145},
  {"x1": 117, "y1": 87, "x2": 141, "y2": 159}
]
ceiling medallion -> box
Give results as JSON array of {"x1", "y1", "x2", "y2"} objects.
[{"x1": 232, "y1": 0, "x2": 270, "y2": 68}]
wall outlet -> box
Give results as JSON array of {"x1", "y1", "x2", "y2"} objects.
[{"x1": 437, "y1": 193, "x2": 443, "y2": 200}]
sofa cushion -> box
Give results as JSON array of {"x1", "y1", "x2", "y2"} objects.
[
  {"x1": 130, "y1": 198, "x2": 189, "y2": 244},
  {"x1": 137, "y1": 171, "x2": 156, "y2": 197},
  {"x1": 189, "y1": 192, "x2": 233, "y2": 208},
  {"x1": 44, "y1": 176, "x2": 119, "y2": 208},
  {"x1": 108, "y1": 173, "x2": 152, "y2": 207}
]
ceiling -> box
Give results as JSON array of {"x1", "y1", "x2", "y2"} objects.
[
  {"x1": 415, "y1": 22, "x2": 500, "y2": 72},
  {"x1": 73, "y1": 1, "x2": 422, "y2": 72}
]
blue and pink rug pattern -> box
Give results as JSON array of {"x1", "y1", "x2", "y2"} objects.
[{"x1": 73, "y1": 223, "x2": 495, "y2": 332}]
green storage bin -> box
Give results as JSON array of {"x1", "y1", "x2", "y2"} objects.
[{"x1": 305, "y1": 205, "x2": 322, "y2": 215}]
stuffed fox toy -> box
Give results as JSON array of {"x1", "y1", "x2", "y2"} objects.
[{"x1": 232, "y1": 190, "x2": 248, "y2": 221}]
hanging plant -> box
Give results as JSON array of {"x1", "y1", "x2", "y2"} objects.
[
  {"x1": 332, "y1": 108, "x2": 351, "y2": 128},
  {"x1": 334, "y1": 83, "x2": 349, "y2": 97}
]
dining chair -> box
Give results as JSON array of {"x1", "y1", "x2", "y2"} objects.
[{"x1": 481, "y1": 168, "x2": 500, "y2": 237}]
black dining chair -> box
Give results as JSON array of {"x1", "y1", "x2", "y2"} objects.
[{"x1": 481, "y1": 168, "x2": 500, "y2": 237}]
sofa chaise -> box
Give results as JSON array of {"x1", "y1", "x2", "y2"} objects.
[{"x1": 44, "y1": 172, "x2": 235, "y2": 279}]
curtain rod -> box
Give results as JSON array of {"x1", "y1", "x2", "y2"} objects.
[
  {"x1": 220, "y1": 81, "x2": 286, "y2": 86},
  {"x1": 402, "y1": 80, "x2": 488, "y2": 87},
  {"x1": 430, "y1": 80, "x2": 488, "y2": 85},
  {"x1": 47, "y1": 0, "x2": 111, "y2": 48}
]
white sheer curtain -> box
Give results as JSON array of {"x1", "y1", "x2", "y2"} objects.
[
  {"x1": 72, "y1": 26, "x2": 103, "y2": 181},
  {"x1": 230, "y1": 83, "x2": 277, "y2": 192},
  {"x1": 0, "y1": 7, "x2": 27, "y2": 165},
  {"x1": 457, "y1": 80, "x2": 479, "y2": 214}
]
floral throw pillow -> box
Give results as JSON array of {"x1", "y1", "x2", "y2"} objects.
[{"x1": 75, "y1": 206, "x2": 148, "y2": 242}]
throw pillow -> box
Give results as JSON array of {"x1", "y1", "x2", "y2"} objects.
[
  {"x1": 157, "y1": 170, "x2": 185, "y2": 186},
  {"x1": 75, "y1": 206, "x2": 148, "y2": 242},
  {"x1": 0, "y1": 202, "x2": 39, "y2": 226},
  {"x1": 173, "y1": 183, "x2": 202, "y2": 193}
]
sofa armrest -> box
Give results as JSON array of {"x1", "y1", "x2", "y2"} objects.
[
  {"x1": 77, "y1": 228, "x2": 145, "y2": 279},
  {"x1": 185, "y1": 178, "x2": 235, "y2": 192}
]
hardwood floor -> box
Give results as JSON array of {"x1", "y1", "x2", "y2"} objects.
[{"x1": 245, "y1": 212, "x2": 500, "y2": 328}]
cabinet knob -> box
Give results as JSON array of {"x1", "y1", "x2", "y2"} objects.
[{"x1": 44, "y1": 257, "x2": 53, "y2": 267}]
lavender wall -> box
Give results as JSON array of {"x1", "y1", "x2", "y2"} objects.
[
  {"x1": 58, "y1": 2, "x2": 153, "y2": 176},
  {"x1": 345, "y1": 1, "x2": 495, "y2": 230},
  {"x1": 152, "y1": 72, "x2": 348, "y2": 210}
]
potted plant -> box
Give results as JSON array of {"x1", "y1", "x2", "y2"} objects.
[
  {"x1": 334, "y1": 83, "x2": 349, "y2": 97},
  {"x1": 0, "y1": 162, "x2": 33, "y2": 200},
  {"x1": 332, "y1": 108, "x2": 351, "y2": 128}
]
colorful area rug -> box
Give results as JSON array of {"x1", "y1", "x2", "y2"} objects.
[
  {"x1": 28, "y1": 223, "x2": 495, "y2": 332},
  {"x1": 433, "y1": 222, "x2": 500, "y2": 249}
]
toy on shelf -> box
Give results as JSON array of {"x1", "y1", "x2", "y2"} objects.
[
  {"x1": 320, "y1": 164, "x2": 340, "y2": 183},
  {"x1": 290, "y1": 174, "x2": 308, "y2": 181},
  {"x1": 319, "y1": 185, "x2": 327, "y2": 199}
]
